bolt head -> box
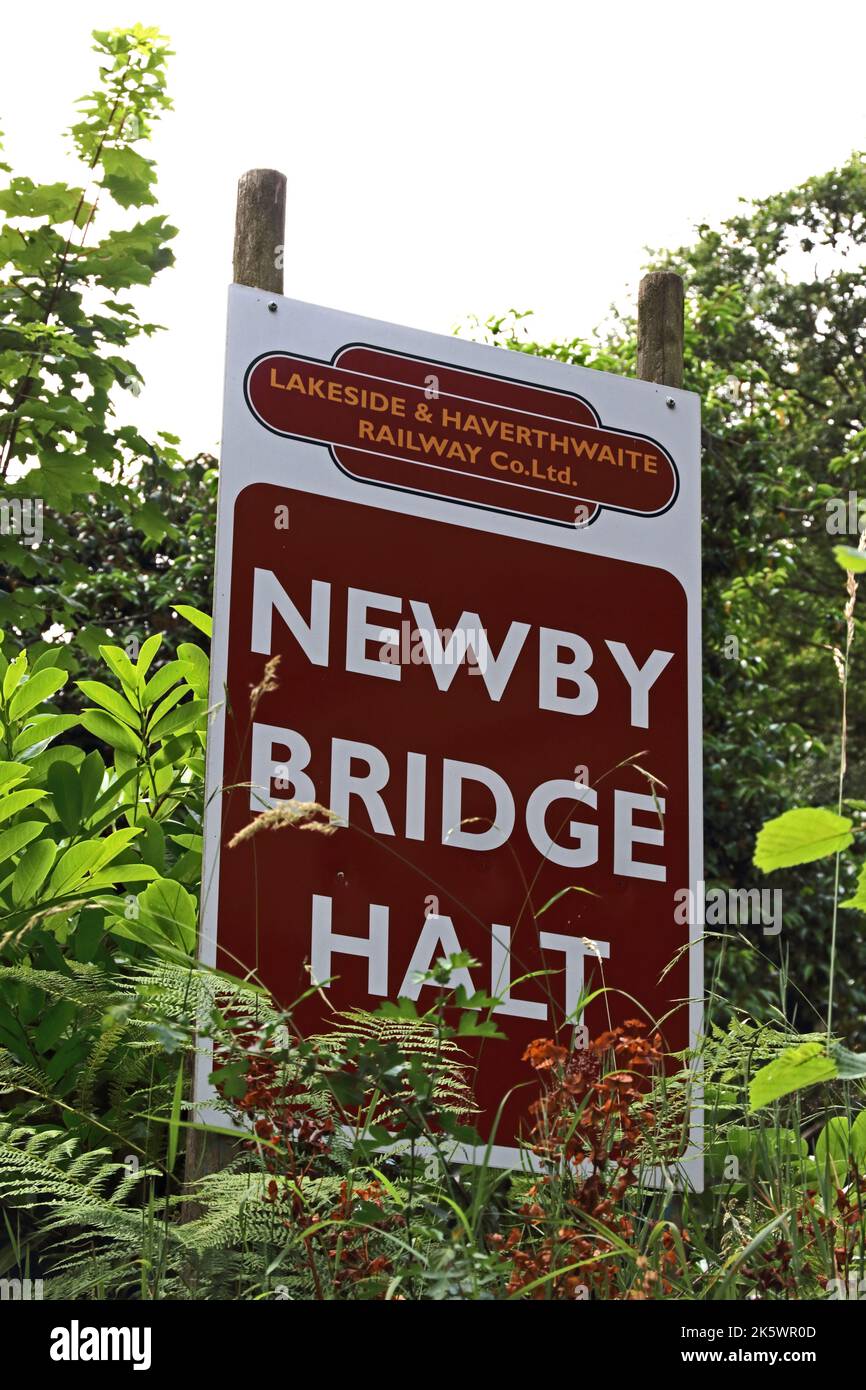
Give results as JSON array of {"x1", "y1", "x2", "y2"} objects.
[
  {"x1": 267, "y1": 301, "x2": 278, "y2": 312},
  {"x1": 665, "y1": 396, "x2": 676, "y2": 409}
]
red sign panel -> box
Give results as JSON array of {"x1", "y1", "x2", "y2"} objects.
[{"x1": 216, "y1": 483, "x2": 690, "y2": 1153}]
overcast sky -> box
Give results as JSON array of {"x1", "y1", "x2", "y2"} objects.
[{"x1": 4, "y1": 1, "x2": 866, "y2": 454}]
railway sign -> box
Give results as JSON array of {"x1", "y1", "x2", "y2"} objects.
[{"x1": 197, "y1": 286, "x2": 702, "y2": 1178}]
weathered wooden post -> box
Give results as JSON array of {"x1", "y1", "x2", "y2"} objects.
[
  {"x1": 182, "y1": 170, "x2": 288, "y2": 1211},
  {"x1": 232, "y1": 168, "x2": 287, "y2": 295},
  {"x1": 638, "y1": 267, "x2": 688, "y2": 1215},
  {"x1": 636, "y1": 270, "x2": 684, "y2": 388}
]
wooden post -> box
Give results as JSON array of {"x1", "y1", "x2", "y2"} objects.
[
  {"x1": 232, "y1": 168, "x2": 287, "y2": 295},
  {"x1": 637, "y1": 269, "x2": 685, "y2": 1228},
  {"x1": 636, "y1": 271, "x2": 684, "y2": 388},
  {"x1": 182, "y1": 170, "x2": 289, "y2": 1219}
]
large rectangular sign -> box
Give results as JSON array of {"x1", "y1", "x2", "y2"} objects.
[{"x1": 198, "y1": 286, "x2": 703, "y2": 1180}]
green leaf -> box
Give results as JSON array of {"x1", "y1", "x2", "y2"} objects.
[
  {"x1": 136, "y1": 633, "x2": 163, "y2": 678},
  {"x1": 46, "y1": 760, "x2": 83, "y2": 836},
  {"x1": 177, "y1": 643, "x2": 209, "y2": 698},
  {"x1": 168, "y1": 832, "x2": 203, "y2": 853},
  {"x1": 79, "y1": 710, "x2": 143, "y2": 756},
  {"x1": 168, "y1": 849, "x2": 200, "y2": 885},
  {"x1": 167, "y1": 1059, "x2": 185, "y2": 1174},
  {"x1": 31, "y1": 647, "x2": 76, "y2": 677},
  {"x1": 106, "y1": 913, "x2": 191, "y2": 966},
  {"x1": 138, "y1": 818, "x2": 165, "y2": 872},
  {"x1": 749, "y1": 1041, "x2": 838, "y2": 1110},
  {"x1": 146, "y1": 685, "x2": 187, "y2": 730},
  {"x1": 815, "y1": 1116, "x2": 851, "y2": 1183},
  {"x1": 377, "y1": 999, "x2": 420, "y2": 1020},
  {"x1": 456, "y1": 1015, "x2": 506, "y2": 1039},
  {"x1": 149, "y1": 698, "x2": 207, "y2": 741},
  {"x1": 99, "y1": 146, "x2": 157, "y2": 209},
  {"x1": 830, "y1": 1043, "x2": 866, "y2": 1081},
  {"x1": 209, "y1": 1063, "x2": 248, "y2": 1100},
  {"x1": 48, "y1": 839, "x2": 103, "y2": 896},
  {"x1": 2, "y1": 651, "x2": 27, "y2": 701},
  {"x1": 88, "y1": 766, "x2": 139, "y2": 821},
  {"x1": 141, "y1": 660, "x2": 187, "y2": 708},
  {"x1": 437, "y1": 1115, "x2": 486, "y2": 1148},
  {"x1": 841, "y1": 862, "x2": 866, "y2": 911},
  {"x1": 83, "y1": 216, "x2": 177, "y2": 291},
  {"x1": 833, "y1": 544, "x2": 866, "y2": 573},
  {"x1": 0, "y1": 177, "x2": 85, "y2": 221},
  {"x1": 76, "y1": 680, "x2": 140, "y2": 729},
  {"x1": 12, "y1": 713, "x2": 80, "y2": 756},
  {"x1": 98, "y1": 644, "x2": 140, "y2": 697},
  {"x1": 707, "y1": 1125, "x2": 807, "y2": 1183},
  {"x1": 12, "y1": 839, "x2": 58, "y2": 906},
  {"x1": 0, "y1": 761, "x2": 30, "y2": 794},
  {"x1": 137, "y1": 877, "x2": 197, "y2": 953},
  {"x1": 173, "y1": 605, "x2": 212, "y2": 639},
  {"x1": 753, "y1": 807, "x2": 854, "y2": 872},
  {"x1": 87, "y1": 864, "x2": 158, "y2": 890},
  {"x1": 0, "y1": 820, "x2": 45, "y2": 867},
  {"x1": 88, "y1": 827, "x2": 142, "y2": 876},
  {"x1": 79, "y1": 751, "x2": 105, "y2": 821},
  {"x1": 33, "y1": 999, "x2": 76, "y2": 1054},
  {"x1": 8, "y1": 668, "x2": 67, "y2": 721},
  {"x1": 0, "y1": 789, "x2": 46, "y2": 826},
  {"x1": 131, "y1": 502, "x2": 180, "y2": 546}
]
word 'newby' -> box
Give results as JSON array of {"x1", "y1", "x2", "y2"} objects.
[{"x1": 244, "y1": 569, "x2": 676, "y2": 882}]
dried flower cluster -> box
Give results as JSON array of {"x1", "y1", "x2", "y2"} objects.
[{"x1": 492, "y1": 1022, "x2": 688, "y2": 1299}]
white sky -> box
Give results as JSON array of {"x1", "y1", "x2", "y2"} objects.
[{"x1": 4, "y1": 0, "x2": 866, "y2": 455}]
